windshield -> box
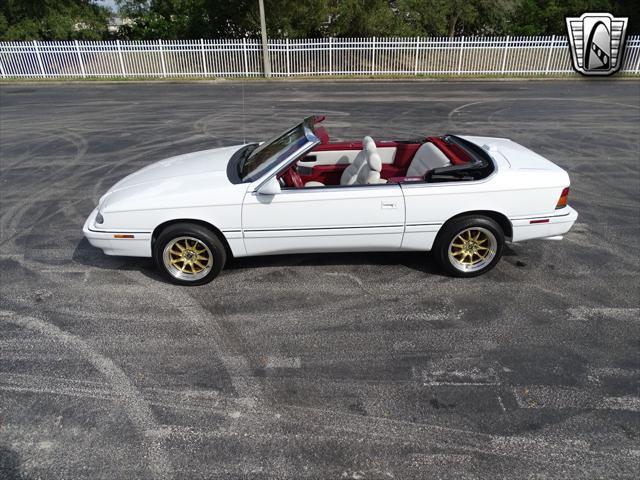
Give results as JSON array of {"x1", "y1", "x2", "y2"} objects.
[{"x1": 240, "y1": 120, "x2": 316, "y2": 182}]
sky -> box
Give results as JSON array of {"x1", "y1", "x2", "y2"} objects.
[{"x1": 96, "y1": 0, "x2": 118, "y2": 11}]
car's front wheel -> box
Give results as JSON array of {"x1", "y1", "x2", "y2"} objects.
[
  {"x1": 433, "y1": 216, "x2": 504, "y2": 277},
  {"x1": 154, "y1": 223, "x2": 226, "y2": 286}
]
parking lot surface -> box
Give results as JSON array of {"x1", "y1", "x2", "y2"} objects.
[{"x1": 1, "y1": 80, "x2": 639, "y2": 479}]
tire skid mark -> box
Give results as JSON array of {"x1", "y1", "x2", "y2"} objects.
[
  {"x1": 0, "y1": 372, "x2": 241, "y2": 413},
  {"x1": 324, "y1": 272, "x2": 374, "y2": 295},
  {"x1": 155, "y1": 399, "x2": 639, "y2": 473},
  {"x1": 447, "y1": 97, "x2": 640, "y2": 131},
  {"x1": 1, "y1": 83, "x2": 639, "y2": 478},
  {"x1": 0, "y1": 129, "x2": 89, "y2": 246},
  {"x1": 4, "y1": 370, "x2": 635, "y2": 474},
  {"x1": 121, "y1": 272, "x2": 261, "y2": 403},
  {"x1": 275, "y1": 404, "x2": 635, "y2": 471},
  {"x1": 0, "y1": 199, "x2": 86, "y2": 248},
  {"x1": 0, "y1": 310, "x2": 173, "y2": 480},
  {"x1": 0, "y1": 127, "x2": 173, "y2": 248}
]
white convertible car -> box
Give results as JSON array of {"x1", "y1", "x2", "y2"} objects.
[{"x1": 84, "y1": 116, "x2": 578, "y2": 285}]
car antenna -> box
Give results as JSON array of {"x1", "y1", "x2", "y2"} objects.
[{"x1": 241, "y1": 71, "x2": 246, "y2": 145}]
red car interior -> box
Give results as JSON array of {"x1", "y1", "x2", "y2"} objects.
[
  {"x1": 278, "y1": 120, "x2": 471, "y2": 188},
  {"x1": 314, "y1": 125, "x2": 330, "y2": 144},
  {"x1": 426, "y1": 136, "x2": 473, "y2": 165}
]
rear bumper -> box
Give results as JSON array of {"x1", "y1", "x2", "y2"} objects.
[
  {"x1": 82, "y1": 208, "x2": 152, "y2": 257},
  {"x1": 510, "y1": 206, "x2": 578, "y2": 242}
]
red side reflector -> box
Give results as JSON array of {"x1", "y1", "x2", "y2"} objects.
[
  {"x1": 113, "y1": 234, "x2": 135, "y2": 239},
  {"x1": 530, "y1": 219, "x2": 550, "y2": 224},
  {"x1": 556, "y1": 187, "x2": 570, "y2": 209}
]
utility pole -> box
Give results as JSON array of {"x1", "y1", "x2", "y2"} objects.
[{"x1": 258, "y1": 0, "x2": 271, "y2": 77}]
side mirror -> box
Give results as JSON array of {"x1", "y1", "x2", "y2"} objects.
[{"x1": 256, "y1": 176, "x2": 281, "y2": 195}]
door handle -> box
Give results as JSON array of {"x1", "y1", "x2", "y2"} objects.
[{"x1": 381, "y1": 201, "x2": 397, "y2": 209}]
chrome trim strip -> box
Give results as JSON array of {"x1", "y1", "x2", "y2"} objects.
[
  {"x1": 244, "y1": 224, "x2": 404, "y2": 233},
  {"x1": 281, "y1": 183, "x2": 400, "y2": 192},
  {"x1": 88, "y1": 228, "x2": 151, "y2": 234},
  {"x1": 509, "y1": 211, "x2": 571, "y2": 221}
]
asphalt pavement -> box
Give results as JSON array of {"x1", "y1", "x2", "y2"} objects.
[{"x1": 1, "y1": 79, "x2": 639, "y2": 479}]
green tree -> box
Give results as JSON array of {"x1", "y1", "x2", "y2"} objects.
[
  {"x1": 510, "y1": 0, "x2": 614, "y2": 35},
  {"x1": 263, "y1": 0, "x2": 331, "y2": 37},
  {"x1": 117, "y1": 0, "x2": 247, "y2": 38},
  {"x1": 90, "y1": 0, "x2": 640, "y2": 40},
  {"x1": 616, "y1": 0, "x2": 639, "y2": 34},
  {"x1": 0, "y1": 0, "x2": 111, "y2": 40},
  {"x1": 397, "y1": 0, "x2": 514, "y2": 37},
  {"x1": 116, "y1": 0, "x2": 332, "y2": 39},
  {"x1": 325, "y1": 0, "x2": 406, "y2": 37}
]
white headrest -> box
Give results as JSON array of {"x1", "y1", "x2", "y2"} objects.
[
  {"x1": 368, "y1": 152, "x2": 382, "y2": 172},
  {"x1": 363, "y1": 136, "x2": 377, "y2": 154}
]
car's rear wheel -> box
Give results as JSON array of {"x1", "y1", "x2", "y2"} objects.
[
  {"x1": 433, "y1": 216, "x2": 504, "y2": 277},
  {"x1": 154, "y1": 223, "x2": 226, "y2": 286}
]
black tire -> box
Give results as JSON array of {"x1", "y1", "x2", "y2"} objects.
[
  {"x1": 153, "y1": 223, "x2": 226, "y2": 286},
  {"x1": 433, "y1": 215, "x2": 504, "y2": 278}
]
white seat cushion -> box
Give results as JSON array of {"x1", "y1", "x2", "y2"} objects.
[
  {"x1": 304, "y1": 181, "x2": 325, "y2": 187},
  {"x1": 340, "y1": 136, "x2": 378, "y2": 185},
  {"x1": 355, "y1": 151, "x2": 382, "y2": 184},
  {"x1": 305, "y1": 136, "x2": 383, "y2": 187},
  {"x1": 367, "y1": 151, "x2": 382, "y2": 172},
  {"x1": 340, "y1": 150, "x2": 367, "y2": 185},
  {"x1": 406, "y1": 142, "x2": 451, "y2": 177}
]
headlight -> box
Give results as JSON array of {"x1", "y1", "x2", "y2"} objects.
[{"x1": 95, "y1": 211, "x2": 104, "y2": 224}]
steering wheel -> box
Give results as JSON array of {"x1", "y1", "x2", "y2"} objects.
[{"x1": 281, "y1": 166, "x2": 303, "y2": 188}]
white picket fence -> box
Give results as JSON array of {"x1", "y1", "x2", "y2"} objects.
[{"x1": 1, "y1": 36, "x2": 639, "y2": 78}]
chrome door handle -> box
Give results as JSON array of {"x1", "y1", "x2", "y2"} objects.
[{"x1": 381, "y1": 202, "x2": 397, "y2": 209}]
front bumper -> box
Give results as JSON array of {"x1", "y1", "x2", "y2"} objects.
[{"x1": 82, "y1": 208, "x2": 152, "y2": 257}]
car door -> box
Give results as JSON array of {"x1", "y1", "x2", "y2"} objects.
[{"x1": 241, "y1": 184, "x2": 405, "y2": 256}]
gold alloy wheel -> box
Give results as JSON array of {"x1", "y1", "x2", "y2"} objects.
[
  {"x1": 447, "y1": 227, "x2": 497, "y2": 273},
  {"x1": 162, "y1": 236, "x2": 213, "y2": 281}
]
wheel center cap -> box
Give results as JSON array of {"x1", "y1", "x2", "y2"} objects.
[
  {"x1": 464, "y1": 241, "x2": 477, "y2": 253},
  {"x1": 184, "y1": 250, "x2": 195, "y2": 261}
]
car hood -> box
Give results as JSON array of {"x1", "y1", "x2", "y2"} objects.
[
  {"x1": 107, "y1": 144, "x2": 245, "y2": 193},
  {"x1": 99, "y1": 144, "x2": 247, "y2": 213}
]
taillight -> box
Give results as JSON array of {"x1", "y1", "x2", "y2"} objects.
[{"x1": 556, "y1": 187, "x2": 570, "y2": 209}]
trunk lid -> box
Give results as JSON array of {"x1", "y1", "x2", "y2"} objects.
[{"x1": 459, "y1": 135, "x2": 564, "y2": 171}]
